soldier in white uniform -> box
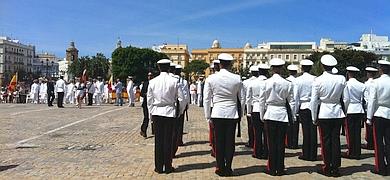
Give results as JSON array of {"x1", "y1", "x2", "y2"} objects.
[
  {"x1": 243, "y1": 66, "x2": 257, "y2": 148},
  {"x1": 342, "y1": 66, "x2": 365, "y2": 159},
  {"x1": 204, "y1": 53, "x2": 245, "y2": 177},
  {"x1": 294, "y1": 60, "x2": 317, "y2": 161},
  {"x1": 247, "y1": 64, "x2": 268, "y2": 159},
  {"x1": 172, "y1": 64, "x2": 189, "y2": 156},
  {"x1": 127, "y1": 76, "x2": 135, "y2": 107},
  {"x1": 66, "y1": 80, "x2": 75, "y2": 104},
  {"x1": 367, "y1": 60, "x2": 390, "y2": 176},
  {"x1": 259, "y1": 58, "x2": 295, "y2": 176},
  {"x1": 208, "y1": 59, "x2": 220, "y2": 157},
  {"x1": 362, "y1": 67, "x2": 378, "y2": 150},
  {"x1": 39, "y1": 79, "x2": 47, "y2": 104},
  {"x1": 286, "y1": 64, "x2": 299, "y2": 149},
  {"x1": 310, "y1": 55, "x2": 348, "y2": 177},
  {"x1": 147, "y1": 59, "x2": 185, "y2": 174},
  {"x1": 95, "y1": 77, "x2": 104, "y2": 106},
  {"x1": 30, "y1": 79, "x2": 40, "y2": 104}
]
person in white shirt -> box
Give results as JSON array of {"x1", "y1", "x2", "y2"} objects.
[
  {"x1": 207, "y1": 59, "x2": 220, "y2": 157},
  {"x1": 259, "y1": 58, "x2": 295, "y2": 176},
  {"x1": 366, "y1": 60, "x2": 390, "y2": 176},
  {"x1": 189, "y1": 82, "x2": 197, "y2": 105},
  {"x1": 247, "y1": 64, "x2": 268, "y2": 159},
  {"x1": 65, "y1": 80, "x2": 75, "y2": 104},
  {"x1": 197, "y1": 76, "x2": 205, "y2": 107},
  {"x1": 286, "y1": 64, "x2": 299, "y2": 149},
  {"x1": 127, "y1": 76, "x2": 135, "y2": 107},
  {"x1": 362, "y1": 67, "x2": 378, "y2": 150},
  {"x1": 55, "y1": 76, "x2": 66, "y2": 108},
  {"x1": 86, "y1": 79, "x2": 95, "y2": 106},
  {"x1": 294, "y1": 60, "x2": 317, "y2": 161},
  {"x1": 203, "y1": 53, "x2": 245, "y2": 177},
  {"x1": 243, "y1": 66, "x2": 257, "y2": 148},
  {"x1": 39, "y1": 79, "x2": 47, "y2": 104},
  {"x1": 310, "y1": 55, "x2": 348, "y2": 177},
  {"x1": 342, "y1": 66, "x2": 366, "y2": 159},
  {"x1": 30, "y1": 79, "x2": 40, "y2": 104},
  {"x1": 147, "y1": 59, "x2": 185, "y2": 174},
  {"x1": 95, "y1": 77, "x2": 104, "y2": 106}
]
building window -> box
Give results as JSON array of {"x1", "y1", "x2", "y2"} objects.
[
  {"x1": 278, "y1": 55, "x2": 282, "y2": 58},
  {"x1": 270, "y1": 55, "x2": 274, "y2": 59},
  {"x1": 302, "y1": 55, "x2": 305, "y2": 59},
  {"x1": 286, "y1": 55, "x2": 290, "y2": 60},
  {"x1": 293, "y1": 55, "x2": 297, "y2": 60}
]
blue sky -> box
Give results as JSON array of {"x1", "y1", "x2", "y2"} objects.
[{"x1": 1, "y1": 0, "x2": 389, "y2": 58}]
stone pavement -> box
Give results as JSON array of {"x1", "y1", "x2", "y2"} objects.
[{"x1": 0, "y1": 103, "x2": 386, "y2": 179}]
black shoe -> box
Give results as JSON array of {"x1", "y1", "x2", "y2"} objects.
[
  {"x1": 225, "y1": 168, "x2": 233, "y2": 176},
  {"x1": 58, "y1": 106, "x2": 65, "y2": 108},
  {"x1": 140, "y1": 131, "x2": 147, "y2": 138},
  {"x1": 165, "y1": 167, "x2": 175, "y2": 174},
  {"x1": 252, "y1": 154, "x2": 261, "y2": 159},
  {"x1": 331, "y1": 169, "x2": 341, "y2": 177},
  {"x1": 260, "y1": 155, "x2": 268, "y2": 160},
  {"x1": 265, "y1": 170, "x2": 277, "y2": 176},
  {"x1": 215, "y1": 169, "x2": 225, "y2": 177},
  {"x1": 154, "y1": 169, "x2": 163, "y2": 174},
  {"x1": 317, "y1": 168, "x2": 332, "y2": 177},
  {"x1": 277, "y1": 170, "x2": 287, "y2": 176}
]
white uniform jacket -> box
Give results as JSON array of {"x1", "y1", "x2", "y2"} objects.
[
  {"x1": 203, "y1": 69, "x2": 245, "y2": 120},
  {"x1": 246, "y1": 76, "x2": 266, "y2": 119},
  {"x1": 147, "y1": 72, "x2": 185, "y2": 118},
  {"x1": 294, "y1": 72, "x2": 316, "y2": 113},
  {"x1": 174, "y1": 75, "x2": 190, "y2": 115},
  {"x1": 367, "y1": 74, "x2": 390, "y2": 120},
  {"x1": 364, "y1": 78, "x2": 375, "y2": 111},
  {"x1": 343, "y1": 78, "x2": 365, "y2": 114},
  {"x1": 261, "y1": 73, "x2": 296, "y2": 123},
  {"x1": 310, "y1": 71, "x2": 348, "y2": 121},
  {"x1": 55, "y1": 79, "x2": 66, "y2": 93}
]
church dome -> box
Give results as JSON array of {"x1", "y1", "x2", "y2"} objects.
[{"x1": 211, "y1": 39, "x2": 221, "y2": 49}]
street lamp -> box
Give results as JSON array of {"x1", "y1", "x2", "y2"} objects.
[
  {"x1": 51, "y1": 61, "x2": 54, "y2": 77},
  {"x1": 41, "y1": 60, "x2": 44, "y2": 76},
  {"x1": 46, "y1": 59, "x2": 49, "y2": 77}
]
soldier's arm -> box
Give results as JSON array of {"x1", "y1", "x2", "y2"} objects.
[
  {"x1": 287, "y1": 82, "x2": 296, "y2": 122},
  {"x1": 343, "y1": 84, "x2": 350, "y2": 114},
  {"x1": 239, "y1": 81, "x2": 246, "y2": 118},
  {"x1": 258, "y1": 83, "x2": 266, "y2": 121},
  {"x1": 146, "y1": 83, "x2": 153, "y2": 119},
  {"x1": 366, "y1": 83, "x2": 378, "y2": 123},
  {"x1": 246, "y1": 85, "x2": 253, "y2": 115},
  {"x1": 310, "y1": 80, "x2": 320, "y2": 124},
  {"x1": 203, "y1": 78, "x2": 212, "y2": 121}
]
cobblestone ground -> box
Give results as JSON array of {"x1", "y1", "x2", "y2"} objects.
[{"x1": 0, "y1": 103, "x2": 386, "y2": 179}]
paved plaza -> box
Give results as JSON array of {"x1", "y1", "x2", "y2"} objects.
[{"x1": 0, "y1": 103, "x2": 386, "y2": 179}]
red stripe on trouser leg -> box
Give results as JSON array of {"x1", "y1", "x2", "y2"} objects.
[
  {"x1": 265, "y1": 122, "x2": 270, "y2": 172},
  {"x1": 373, "y1": 121, "x2": 379, "y2": 172},
  {"x1": 345, "y1": 118, "x2": 351, "y2": 156},
  {"x1": 285, "y1": 135, "x2": 288, "y2": 146},
  {"x1": 318, "y1": 125, "x2": 327, "y2": 171},
  {"x1": 365, "y1": 122, "x2": 369, "y2": 142}
]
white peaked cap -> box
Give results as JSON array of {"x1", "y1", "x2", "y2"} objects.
[
  {"x1": 378, "y1": 60, "x2": 390, "y2": 65},
  {"x1": 218, "y1": 53, "x2": 234, "y2": 61},
  {"x1": 210, "y1": 64, "x2": 214, "y2": 68},
  {"x1": 170, "y1": 62, "x2": 177, "y2": 67},
  {"x1": 249, "y1": 66, "x2": 259, "y2": 72},
  {"x1": 175, "y1": 65, "x2": 183, "y2": 69},
  {"x1": 157, "y1": 59, "x2": 171, "y2": 64},
  {"x1": 365, "y1": 67, "x2": 378, "y2": 72},
  {"x1": 332, "y1": 67, "x2": 338, "y2": 74},
  {"x1": 242, "y1": 76, "x2": 247, "y2": 80},
  {"x1": 258, "y1": 64, "x2": 270, "y2": 70},
  {"x1": 287, "y1": 64, "x2": 298, "y2": 71},
  {"x1": 321, "y1": 54, "x2": 337, "y2": 66},
  {"x1": 212, "y1": 59, "x2": 221, "y2": 64},
  {"x1": 300, "y1": 59, "x2": 314, "y2": 66},
  {"x1": 346, "y1": 66, "x2": 360, "y2": 72},
  {"x1": 269, "y1": 58, "x2": 285, "y2": 66}
]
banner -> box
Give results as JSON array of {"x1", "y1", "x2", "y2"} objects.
[{"x1": 7, "y1": 72, "x2": 18, "y2": 92}]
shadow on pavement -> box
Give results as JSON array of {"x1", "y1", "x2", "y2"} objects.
[
  {"x1": 286, "y1": 164, "x2": 320, "y2": 175},
  {"x1": 175, "y1": 162, "x2": 215, "y2": 172},
  {"x1": 235, "y1": 150, "x2": 253, "y2": 156},
  {"x1": 340, "y1": 164, "x2": 374, "y2": 176},
  {"x1": 176, "y1": 150, "x2": 211, "y2": 158},
  {"x1": 0, "y1": 165, "x2": 18, "y2": 172},
  {"x1": 285, "y1": 152, "x2": 300, "y2": 158},
  {"x1": 360, "y1": 153, "x2": 375, "y2": 159},
  {"x1": 234, "y1": 165, "x2": 266, "y2": 176},
  {"x1": 184, "y1": 140, "x2": 209, "y2": 146}
]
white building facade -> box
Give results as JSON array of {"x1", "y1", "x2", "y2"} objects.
[{"x1": 352, "y1": 33, "x2": 390, "y2": 60}]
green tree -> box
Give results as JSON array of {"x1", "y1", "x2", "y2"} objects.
[
  {"x1": 183, "y1": 60, "x2": 209, "y2": 76},
  {"x1": 307, "y1": 50, "x2": 378, "y2": 81},
  {"x1": 68, "y1": 53, "x2": 110, "y2": 80},
  {"x1": 111, "y1": 46, "x2": 168, "y2": 83}
]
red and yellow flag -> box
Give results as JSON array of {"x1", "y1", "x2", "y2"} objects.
[
  {"x1": 108, "y1": 75, "x2": 113, "y2": 91},
  {"x1": 7, "y1": 72, "x2": 18, "y2": 92}
]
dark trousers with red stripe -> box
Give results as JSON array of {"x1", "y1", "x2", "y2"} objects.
[
  {"x1": 318, "y1": 118, "x2": 343, "y2": 172},
  {"x1": 247, "y1": 115, "x2": 254, "y2": 147},
  {"x1": 286, "y1": 117, "x2": 299, "y2": 149},
  {"x1": 177, "y1": 114, "x2": 185, "y2": 146},
  {"x1": 252, "y1": 112, "x2": 268, "y2": 158},
  {"x1": 212, "y1": 118, "x2": 238, "y2": 171},
  {"x1": 345, "y1": 113, "x2": 363, "y2": 158},
  {"x1": 365, "y1": 122, "x2": 374, "y2": 149},
  {"x1": 300, "y1": 109, "x2": 317, "y2": 160},
  {"x1": 265, "y1": 120, "x2": 287, "y2": 174},
  {"x1": 172, "y1": 115, "x2": 183, "y2": 157},
  {"x1": 373, "y1": 117, "x2": 390, "y2": 174},
  {"x1": 153, "y1": 115, "x2": 175, "y2": 172}
]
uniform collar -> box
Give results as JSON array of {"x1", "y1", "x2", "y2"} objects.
[{"x1": 381, "y1": 74, "x2": 390, "y2": 78}]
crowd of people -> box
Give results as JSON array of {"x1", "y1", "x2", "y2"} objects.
[{"x1": 147, "y1": 53, "x2": 390, "y2": 177}]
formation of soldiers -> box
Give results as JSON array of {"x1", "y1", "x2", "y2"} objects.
[{"x1": 147, "y1": 53, "x2": 390, "y2": 177}]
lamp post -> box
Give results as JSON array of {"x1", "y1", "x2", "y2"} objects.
[
  {"x1": 46, "y1": 59, "x2": 49, "y2": 77},
  {"x1": 51, "y1": 61, "x2": 54, "y2": 77},
  {"x1": 41, "y1": 60, "x2": 44, "y2": 76}
]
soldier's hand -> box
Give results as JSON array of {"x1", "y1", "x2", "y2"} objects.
[
  {"x1": 313, "y1": 120, "x2": 318, "y2": 126},
  {"x1": 246, "y1": 113, "x2": 251, "y2": 117},
  {"x1": 366, "y1": 119, "x2": 372, "y2": 126}
]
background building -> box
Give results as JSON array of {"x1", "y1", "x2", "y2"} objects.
[
  {"x1": 33, "y1": 52, "x2": 60, "y2": 78},
  {"x1": 152, "y1": 44, "x2": 190, "y2": 67},
  {"x1": 243, "y1": 41, "x2": 316, "y2": 68},
  {"x1": 0, "y1": 36, "x2": 35, "y2": 87},
  {"x1": 191, "y1": 40, "x2": 244, "y2": 75},
  {"x1": 318, "y1": 38, "x2": 349, "y2": 52},
  {"x1": 66, "y1": 41, "x2": 78, "y2": 63},
  {"x1": 351, "y1": 33, "x2": 390, "y2": 60}
]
